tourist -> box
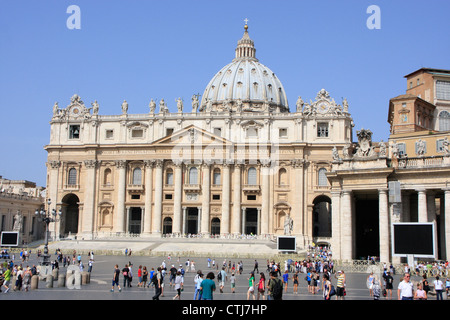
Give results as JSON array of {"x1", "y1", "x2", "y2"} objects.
[
  {"x1": 152, "y1": 267, "x2": 162, "y2": 300},
  {"x1": 268, "y1": 271, "x2": 283, "y2": 300},
  {"x1": 292, "y1": 272, "x2": 299, "y2": 294},
  {"x1": 142, "y1": 266, "x2": 148, "y2": 288},
  {"x1": 335, "y1": 270, "x2": 346, "y2": 300},
  {"x1": 282, "y1": 270, "x2": 289, "y2": 293},
  {"x1": 193, "y1": 271, "x2": 203, "y2": 300},
  {"x1": 247, "y1": 271, "x2": 255, "y2": 300},
  {"x1": 218, "y1": 267, "x2": 227, "y2": 293},
  {"x1": 230, "y1": 273, "x2": 236, "y2": 293},
  {"x1": 433, "y1": 276, "x2": 444, "y2": 300},
  {"x1": 173, "y1": 271, "x2": 184, "y2": 300},
  {"x1": 397, "y1": 273, "x2": 414, "y2": 300},
  {"x1": 257, "y1": 272, "x2": 266, "y2": 300},
  {"x1": 110, "y1": 264, "x2": 122, "y2": 292},
  {"x1": 414, "y1": 282, "x2": 427, "y2": 300},
  {"x1": 137, "y1": 265, "x2": 143, "y2": 287},
  {"x1": 322, "y1": 273, "x2": 332, "y2": 300},
  {"x1": 200, "y1": 272, "x2": 216, "y2": 300},
  {"x1": 122, "y1": 264, "x2": 130, "y2": 288},
  {"x1": 384, "y1": 271, "x2": 394, "y2": 299}
]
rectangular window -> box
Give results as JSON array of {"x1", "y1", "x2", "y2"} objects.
[
  {"x1": 214, "y1": 127, "x2": 222, "y2": 137},
  {"x1": 279, "y1": 128, "x2": 288, "y2": 138},
  {"x1": 166, "y1": 128, "x2": 174, "y2": 136},
  {"x1": 317, "y1": 123, "x2": 329, "y2": 137},
  {"x1": 397, "y1": 143, "x2": 406, "y2": 156},
  {"x1": 247, "y1": 195, "x2": 256, "y2": 201},
  {"x1": 436, "y1": 139, "x2": 444, "y2": 153},
  {"x1": 165, "y1": 194, "x2": 173, "y2": 200},
  {"x1": 105, "y1": 129, "x2": 114, "y2": 139},
  {"x1": 69, "y1": 125, "x2": 80, "y2": 139},
  {"x1": 212, "y1": 194, "x2": 220, "y2": 200},
  {"x1": 247, "y1": 127, "x2": 258, "y2": 138},
  {"x1": 131, "y1": 129, "x2": 143, "y2": 138},
  {"x1": 131, "y1": 194, "x2": 140, "y2": 200},
  {"x1": 436, "y1": 80, "x2": 450, "y2": 100}
]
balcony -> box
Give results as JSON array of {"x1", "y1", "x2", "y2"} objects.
[
  {"x1": 243, "y1": 184, "x2": 260, "y2": 194},
  {"x1": 183, "y1": 184, "x2": 201, "y2": 192}
]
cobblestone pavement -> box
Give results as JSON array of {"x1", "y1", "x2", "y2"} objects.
[{"x1": 2, "y1": 252, "x2": 445, "y2": 301}]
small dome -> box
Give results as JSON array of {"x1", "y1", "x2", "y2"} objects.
[{"x1": 199, "y1": 25, "x2": 289, "y2": 113}]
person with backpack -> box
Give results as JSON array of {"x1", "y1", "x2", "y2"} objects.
[
  {"x1": 152, "y1": 267, "x2": 162, "y2": 300},
  {"x1": 268, "y1": 271, "x2": 283, "y2": 300}
]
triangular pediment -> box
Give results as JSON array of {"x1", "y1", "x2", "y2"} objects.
[{"x1": 151, "y1": 125, "x2": 232, "y2": 147}]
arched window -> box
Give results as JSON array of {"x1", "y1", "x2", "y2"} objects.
[
  {"x1": 103, "y1": 168, "x2": 112, "y2": 186},
  {"x1": 439, "y1": 110, "x2": 450, "y2": 131},
  {"x1": 278, "y1": 168, "x2": 287, "y2": 185},
  {"x1": 132, "y1": 168, "x2": 142, "y2": 185},
  {"x1": 318, "y1": 168, "x2": 328, "y2": 186},
  {"x1": 68, "y1": 168, "x2": 77, "y2": 185},
  {"x1": 166, "y1": 168, "x2": 173, "y2": 185},
  {"x1": 189, "y1": 167, "x2": 198, "y2": 184},
  {"x1": 248, "y1": 167, "x2": 257, "y2": 185},
  {"x1": 213, "y1": 168, "x2": 221, "y2": 185}
]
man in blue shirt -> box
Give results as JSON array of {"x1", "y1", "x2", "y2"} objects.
[{"x1": 200, "y1": 272, "x2": 216, "y2": 300}]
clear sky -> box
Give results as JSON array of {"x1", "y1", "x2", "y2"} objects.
[{"x1": 1, "y1": 0, "x2": 449, "y2": 187}]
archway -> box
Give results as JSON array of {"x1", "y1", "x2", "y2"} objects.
[
  {"x1": 61, "y1": 193, "x2": 80, "y2": 237},
  {"x1": 211, "y1": 217, "x2": 220, "y2": 235},
  {"x1": 312, "y1": 195, "x2": 332, "y2": 237}
]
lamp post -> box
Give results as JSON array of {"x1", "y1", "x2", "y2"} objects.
[{"x1": 35, "y1": 198, "x2": 61, "y2": 266}]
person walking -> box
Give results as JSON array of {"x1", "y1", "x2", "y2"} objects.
[
  {"x1": 292, "y1": 272, "x2": 299, "y2": 294},
  {"x1": 219, "y1": 267, "x2": 227, "y2": 293},
  {"x1": 257, "y1": 272, "x2": 266, "y2": 300},
  {"x1": 247, "y1": 271, "x2": 255, "y2": 300},
  {"x1": 335, "y1": 270, "x2": 346, "y2": 300},
  {"x1": 152, "y1": 267, "x2": 162, "y2": 300},
  {"x1": 2, "y1": 266, "x2": 11, "y2": 293},
  {"x1": 414, "y1": 282, "x2": 427, "y2": 300},
  {"x1": 193, "y1": 271, "x2": 203, "y2": 300},
  {"x1": 433, "y1": 276, "x2": 444, "y2": 300},
  {"x1": 282, "y1": 270, "x2": 289, "y2": 293},
  {"x1": 268, "y1": 271, "x2": 283, "y2": 300},
  {"x1": 397, "y1": 273, "x2": 414, "y2": 300},
  {"x1": 384, "y1": 271, "x2": 394, "y2": 299},
  {"x1": 110, "y1": 264, "x2": 122, "y2": 292},
  {"x1": 122, "y1": 264, "x2": 130, "y2": 288},
  {"x1": 200, "y1": 272, "x2": 216, "y2": 300},
  {"x1": 173, "y1": 271, "x2": 184, "y2": 300},
  {"x1": 230, "y1": 273, "x2": 236, "y2": 293},
  {"x1": 322, "y1": 273, "x2": 332, "y2": 300}
]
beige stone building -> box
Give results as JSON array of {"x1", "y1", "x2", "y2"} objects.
[
  {"x1": 44, "y1": 25, "x2": 353, "y2": 251},
  {"x1": 44, "y1": 24, "x2": 450, "y2": 262},
  {"x1": 0, "y1": 176, "x2": 45, "y2": 244}
]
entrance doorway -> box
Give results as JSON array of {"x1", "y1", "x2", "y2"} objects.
[
  {"x1": 128, "y1": 207, "x2": 142, "y2": 234},
  {"x1": 163, "y1": 217, "x2": 172, "y2": 234},
  {"x1": 61, "y1": 193, "x2": 79, "y2": 237},
  {"x1": 355, "y1": 196, "x2": 379, "y2": 259},
  {"x1": 211, "y1": 218, "x2": 220, "y2": 235},
  {"x1": 245, "y1": 208, "x2": 258, "y2": 235},
  {"x1": 186, "y1": 207, "x2": 199, "y2": 234}
]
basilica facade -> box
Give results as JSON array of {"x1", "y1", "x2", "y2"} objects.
[{"x1": 44, "y1": 25, "x2": 450, "y2": 262}]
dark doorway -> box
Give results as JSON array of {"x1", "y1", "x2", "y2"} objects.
[
  {"x1": 313, "y1": 195, "x2": 332, "y2": 237},
  {"x1": 187, "y1": 207, "x2": 199, "y2": 234},
  {"x1": 61, "y1": 193, "x2": 79, "y2": 237},
  {"x1": 163, "y1": 217, "x2": 172, "y2": 234},
  {"x1": 129, "y1": 207, "x2": 142, "y2": 234},
  {"x1": 355, "y1": 198, "x2": 379, "y2": 259},
  {"x1": 245, "y1": 208, "x2": 258, "y2": 235},
  {"x1": 211, "y1": 218, "x2": 220, "y2": 235}
]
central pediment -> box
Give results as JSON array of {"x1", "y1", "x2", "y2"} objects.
[{"x1": 151, "y1": 125, "x2": 232, "y2": 147}]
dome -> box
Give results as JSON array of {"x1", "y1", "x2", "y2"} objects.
[{"x1": 199, "y1": 24, "x2": 289, "y2": 113}]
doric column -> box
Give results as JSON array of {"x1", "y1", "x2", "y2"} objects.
[
  {"x1": 378, "y1": 189, "x2": 390, "y2": 263},
  {"x1": 291, "y1": 159, "x2": 304, "y2": 237},
  {"x1": 330, "y1": 190, "x2": 341, "y2": 260},
  {"x1": 115, "y1": 160, "x2": 127, "y2": 234},
  {"x1": 82, "y1": 160, "x2": 98, "y2": 239},
  {"x1": 152, "y1": 159, "x2": 164, "y2": 234},
  {"x1": 173, "y1": 161, "x2": 183, "y2": 235},
  {"x1": 261, "y1": 160, "x2": 270, "y2": 235},
  {"x1": 231, "y1": 163, "x2": 243, "y2": 234},
  {"x1": 201, "y1": 161, "x2": 211, "y2": 234},
  {"x1": 341, "y1": 190, "x2": 353, "y2": 261},
  {"x1": 444, "y1": 190, "x2": 450, "y2": 260},
  {"x1": 221, "y1": 163, "x2": 231, "y2": 235},
  {"x1": 143, "y1": 160, "x2": 154, "y2": 235},
  {"x1": 417, "y1": 189, "x2": 428, "y2": 222}
]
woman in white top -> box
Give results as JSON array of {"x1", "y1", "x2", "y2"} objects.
[
  {"x1": 433, "y1": 276, "x2": 444, "y2": 300},
  {"x1": 173, "y1": 271, "x2": 184, "y2": 300}
]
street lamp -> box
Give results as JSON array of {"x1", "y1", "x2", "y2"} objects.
[{"x1": 35, "y1": 198, "x2": 61, "y2": 266}]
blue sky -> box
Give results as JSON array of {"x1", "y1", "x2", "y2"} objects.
[{"x1": 1, "y1": 0, "x2": 449, "y2": 187}]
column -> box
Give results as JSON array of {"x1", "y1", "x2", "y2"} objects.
[
  {"x1": 291, "y1": 160, "x2": 304, "y2": 237},
  {"x1": 427, "y1": 192, "x2": 437, "y2": 223},
  {"x1": 143, "y1": 160, "x2": 154, "y2": 235},
  {"x1": 197, "y1": 207, "x2": 202, "y2": 234},
  {"x1": 445, "y1": 190, "x2": 450, "y2": 260},
  {"x1": 182, "y1": 207, "x2": 187, "y2": 234},
  {"x1": 173, "y1": 161, "x2": 183, "y2": 235},
  {"x1": 341, "y1": 190, "x2": 353, "y2": 261},
  {"x1": 330, "y1": 191, "x2": 341, "y2": 260},
  {"x1": 221, "y1": 163, "x2": 231, "y2": 235},
  {"x1": 378, "y1": 189, "x2": 390, "y2": 263},
  {"x1": 241, "y1": 207, "x2": 246, "y2": 234},
  {"x1": 417, "y1": 189, "x2": 428, "y2": 222},
  {"x1": 47, "y1": 161, "x2": 61, "y2": 239},
  {"x1": 201, "y1": 162, "x2": 211, "y2": 234},
  {"x1": 261, "y1": 161, "x2": 270, "y2": 235},
  {"x1": 82, "y1": 160, "x2": 98, "y2": 239},
  {"x1": 231, "y1": 163, "x2": 242, "y2": 234},
  {"x1": 115, "y1": 160, "x2": 127, "y2": 234},
  {"x1": 152, "y1": 160, "x2": 164, "y2": 234}
]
